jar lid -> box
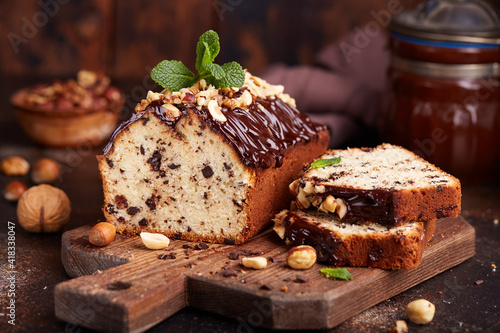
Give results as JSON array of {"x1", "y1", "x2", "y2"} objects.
[{"x1": 391, "y1": 0, "x2": 500, "y2": 45}]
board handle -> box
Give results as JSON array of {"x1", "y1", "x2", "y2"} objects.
[{"x1": 55, "y1": 261, "x2": 187, "y2": 333}]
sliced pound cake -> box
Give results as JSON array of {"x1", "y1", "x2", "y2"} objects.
[
  {"x1": 290, "y1": 143, "x2": 461, "y2": 227},
  {"x1": 97, "y1": 72, "x2": 329, "y2": 244},
  {"x1": 274, "y1": 209, "x2": 436, "y2": 269}
]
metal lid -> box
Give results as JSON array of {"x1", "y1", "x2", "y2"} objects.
[{"x1": 391, "y1": 0, "x2": 500, "y2": 45}]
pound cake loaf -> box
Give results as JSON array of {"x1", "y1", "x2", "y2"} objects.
[
  {"x1": 97, "y1": 72, "x2": 329, "y2": 244},
  {"x1": 291, "y1": 143, "x2": 461, "y2": 227},
  {"x1": 273, "y1": 209, "x2": 436, "y2": 269}
]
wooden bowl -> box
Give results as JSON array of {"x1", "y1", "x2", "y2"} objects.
[{"x1": 10, "y1": 88, "x2": 124, "y2": 148}]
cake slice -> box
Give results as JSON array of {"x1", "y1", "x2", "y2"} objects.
[
  {"x1": 97, "y1": 72, "x2": 329, "y2": 244},
  {"x1": 290, "y1": 143, "x2": 461, "y2": 227},
  {"x1": 273, "y1": 209, "x2": 436, "y2": 269}
]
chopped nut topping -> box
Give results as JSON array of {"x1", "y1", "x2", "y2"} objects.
[
  {"x1": 137, "y1": 71, "x2": 294, "y2": 116},
  {"x1": 208, "y1": 99, "x2": 226, "y2": 122}
]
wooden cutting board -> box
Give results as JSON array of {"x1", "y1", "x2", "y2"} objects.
[{"x1": 55, "y1": 216, "x2": 475, "y2": 333}]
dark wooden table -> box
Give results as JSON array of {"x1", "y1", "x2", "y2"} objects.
[{"x1": 1, "y1": 76, "x2": 499, "y2": 333}]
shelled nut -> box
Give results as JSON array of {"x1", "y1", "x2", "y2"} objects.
[
  {"x1": 287, "y1": 245, "x2": 317, "y2": 270},
  {"x1": 1, "y1": 156, "x2": 30, "y2": 176},
  {"x1": 405, "y1": 299, "x2": 435, "y2": 324},
  {"x1": 242, "y1": 257, "x2": 268, "y2": 270},
  {"x1": 140, "y1": 232, "x2": 170, "y2": 250},
  {"x1": 390, "y1": 320, "x2": 408, "y2": 333}
]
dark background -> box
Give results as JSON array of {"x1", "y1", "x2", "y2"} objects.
[{"x1": 0, "y1": 0, "x2": 427, "y2": 79}]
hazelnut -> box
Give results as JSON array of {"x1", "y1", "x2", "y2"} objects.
[
  {"x1": 390, "y1": 320, "x2": 408, "y2": 333},
  {"x1": 287, "y1": 245, "x2": 317, "y2": 270},
  {"x1": 17, "y1": 184, "x2": 71, "y2": 233},
  {"x1": 89, "y1": 222, "x2": 116, "y2": 247},
  {"x1": 242, "y1": 257, "x2": 268, "y2": 270},
  {"x1": 31, "y1": 158, "x2": 61, "y2": 184},
  {"x1": 140, "y1": 232, "x2": 170, "y2": 250},
  {"x1": 4, "y1": 181, "x2": 28, "y2": 201},
  {"x1": 405, "y1": 299, "x2": 435, "y2": 324},
  {"x1": 1, "y1": 156, "x2": 30, "y2": 176}
]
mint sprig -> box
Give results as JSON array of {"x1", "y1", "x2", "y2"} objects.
[
  {"x1": 320, "y1": 268, "x2": 353, "y2": 280},
  {"x1": 309, "y1": 157, "x2": 341, "y2": 170},
  {"x1": 151, "y1": 30, "x2": 245, "y2": 91}
]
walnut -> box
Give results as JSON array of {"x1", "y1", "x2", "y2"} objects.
[{"x1": 17, "y1": 184, "x2": 71, "y2": 233}]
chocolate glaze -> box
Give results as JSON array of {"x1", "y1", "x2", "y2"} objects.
[
  {"x1": 103, "y1": 96, "x2": 326, "y2": 169},
  {"x1": 283, "y1": 212, "x2": 346, "y2": 266},
  {"x1": 317, "y1": 186, "x2": 396, "y2": 226}
]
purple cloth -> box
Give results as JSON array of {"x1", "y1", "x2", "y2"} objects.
[{"x1": 262, "y1": 30, "x2": 390, "y2": 147}]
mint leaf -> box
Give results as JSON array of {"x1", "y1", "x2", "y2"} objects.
[
  {"x1": 196, "y1": 30, "x2": 220, "y2": 71},
  {"x1": 198, "y1": 63, "x2": 225, "y2": 84},
  {"x1": 150, "y1": 60, "x2": 195, "y2": 91},
  {"x1": 320, "y1": 268, "x2": 353, "y2": 280},
  {"x1": 309, "y1": 157, "x2": 341, "y2": 170},
  {"x1": 151, "y1": 30, "x2": 245, "y2": 91},
  {"x1": 214, "y1": 62, "x2": 245, "y2": 88}
]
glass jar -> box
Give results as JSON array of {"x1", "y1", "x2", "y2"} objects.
[{"x1": 381, "y1": 0, "x2": 500, "y2": 184}]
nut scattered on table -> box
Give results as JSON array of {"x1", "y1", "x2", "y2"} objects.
[
  {"x1": 390, "y1": 320, "x2": 408, "y2": 333},
  {"x1": 1, "y1": 156, "x2": 30, "y2": 176},
  {"x1": 140, "y1": 232, "x2": 170, "y2": 250},
  {"x1": 405, "y1": 299, "x2": 435, "y2": 324},
  {"x1": 31, "y1": 158, "x2": 61, "y2": 184},
  {"x1": 4, "y1": 181, "x2": 28, "y2": 201},
  {"x1": 287, "y1": 245, "x2": 317, "y2": 270},
  {"x1": 17, "y1": 184, "x2": 71, "y2": 232},
  {"x1": 89, "y1": 222, "x2": 116, "y2": 247},
  {"x1": 242, "y1": 257, "x2": 268, "y2": 270}
]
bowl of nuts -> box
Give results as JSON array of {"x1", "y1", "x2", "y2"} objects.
[{"x1": 10, "y1": 70, "x2": 124, "y2": 148}]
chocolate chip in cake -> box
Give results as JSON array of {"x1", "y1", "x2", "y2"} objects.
[
  {"x1": 224, "y1": 238, "x2": 235, "y2": 245},
  {"x1": 436, "y1": 185, "x2": 443, "y2": 193},
  {"x1": 141, "y1": 117, "x2": 150, "y2": 125},
  {"x1": 115, "y1": 195, "x2": 129, "y2": 209},
  {"x1": 140, "y1": 145, "x2": 145, "y2": 155},
  {"x1": 138, "y1": 218, "x2": 148, "y2": 227},
  {"x1": 127, "y1": 206, "x2": 140, "y2": 216},
  {"x1": 202, "y1": 165, "x2": 214, "y2": 178},
  {"x1": 117, "y1": 216, "x2": 125, "y2": 223},
  {"x1": 224, "y1": 162, "x2": 231, "y2": 170},
  {"x1": 105, "y1": 158, "x2": 114, "y2": 168},
  {"x1": 168, "y1": 163, "x2": 180, "y2": 169},
  {"x1": 174, "y1": 232, "x2": 183, "y2": 238},
  {"x1": 106, "y1": 204, "x2": 117, "y2": 214},
  {"x1": 146, "y1": 193, "x2": 160, "y2": 210},
  {"x1": 147, "y1": 150, "x2": 162, "y2": 171}
]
